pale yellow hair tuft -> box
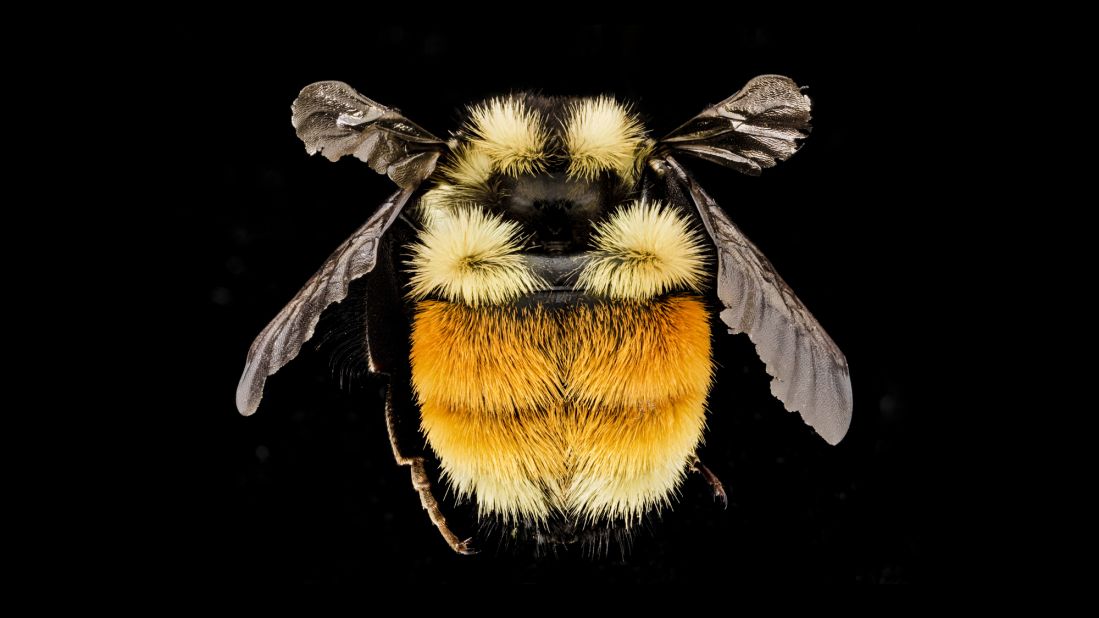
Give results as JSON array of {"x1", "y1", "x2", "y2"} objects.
[
  {"x1": 465, "y1": 98, "x2": 549, "y2": 177},
  {"x1": 578, "y1": 201, "x2": 708, "y2": 300},
  {"x1": 441, "y1": 145, "x2": 496, "y2": 189},
  {"x1": 565, "y1": 97, "x2": 647, "y2": 181},
  {"x1": 415, "y1": 184, "x2": 459, "y2": 226},
  {"x1": 407, "y1": 206, "x2": 544, "y2": 306}
]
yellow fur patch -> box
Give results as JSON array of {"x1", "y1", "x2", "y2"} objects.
[
  {"x1": 441, "y1": 145, "x2": 495, "y2": 189},
  {"x1": 465, "y1": 98, "x2": 549, "y2": 177},
  {"x1": 407, "y1": 206, "x2": 544, "y2": 306},
  {"x1": 564, "y1": 96, "x2": 647, "y2": 181},
  {"x1": 415, "y1": 184, "x2": 458, "y2": 226},
  {"x1": 411, "y1": 296, "x2": 713, "y2": 525},
  {"x1": 578, "y1": 201, "x2": 708, "y2": 301}
]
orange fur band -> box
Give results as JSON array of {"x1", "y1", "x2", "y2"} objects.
[{"x1": 411, "y1": 295, "x2": 714, "y2": 525}]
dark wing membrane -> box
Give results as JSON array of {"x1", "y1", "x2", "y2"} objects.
[
  {"x1": 236, "y1": 188, "x2": 415, "y2": 416},
  {"x1": 661, "y1": 75, "x2": 811, "y2": 176},
  {"x1": 664, "y1": 157, "x2": 852, "y2": 444},
  {"x1": 292, "y1": 81, "x2": 443, "y2": 189}
]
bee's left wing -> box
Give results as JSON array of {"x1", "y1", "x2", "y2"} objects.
[
  {"x1": 238, "y1": 82, "x2": 449, "y2": 415},
  {"x1": 660, "y1": 157, "x2": 852, "y2": 445},
  {"x1": 292, "y1": 81, "x2": 444, "y2": 188},
  {"x1": 236, "y1": 188, "x2": 413, "y2": 416}
]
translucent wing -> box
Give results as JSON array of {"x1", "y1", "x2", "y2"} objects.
[
  {"x1": 292, "y1": 81, "x2": 444, "y2": 188},
  {"x1": 236, "y1": 188, "x2": 415, "y2": 416},
  {"x1": 663, "y1": 157, "x2": 852, "y2": 444},
  {"x1": 661, "y1": 75, "x2": 811, "y2": 176}
]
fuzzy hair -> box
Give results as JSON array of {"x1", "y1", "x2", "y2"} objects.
[
  {"x1": 578, "y1": 200, "x2": 708, "y2": 300},
  {"x1": 406, "y1": 206, "x2": 544, "y2": 306},
  {"x1": 464, "y1": 97, "x2": 549, "y2": 177},
  {"x1": 564, "y1": 96, "x2": 647, "y2": 181},
  {"x1": 414, "y1": 184, "x2": 459, "y2": 226},
  {"x1": 440, "y1": 144, "x2": 495, "y2": 190},
  {"x1": 411, "y1": 296, "x2": 713, "y2": 526}
]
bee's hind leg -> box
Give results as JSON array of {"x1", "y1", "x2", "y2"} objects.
[
  {"x1": 384, "y1": 385, "x2": 476, "y2": 555},
  {"x1": 689, "y1": 453, "x2": 728, "y2": 508}
]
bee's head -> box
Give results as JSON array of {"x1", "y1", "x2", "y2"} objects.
[
  {"x1": 409, "y1": 94, "x2": 706, "y2": 307},
  {"x1": 440, "y1": 94, "x2": 654, "y2": 251}
]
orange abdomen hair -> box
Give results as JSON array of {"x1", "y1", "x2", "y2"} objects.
[{"x1": 410, "y1": 296, "x2": 713, "y2": 528}]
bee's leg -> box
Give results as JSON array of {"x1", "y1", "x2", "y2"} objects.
[
  {"x1": 689, "y1": 453, "x2": 728, "y2": 508},
  {"x1": 384, "y1": 386, "x2": 476, "y2": 555}
]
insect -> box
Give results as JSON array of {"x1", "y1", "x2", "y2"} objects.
[{"x1": 237, "y1": 76, "x2": 852, "y2": 555}]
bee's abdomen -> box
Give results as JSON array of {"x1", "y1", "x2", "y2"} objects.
[{"x1": 410, "y1": 296, "x2": 713, "y2": 535}]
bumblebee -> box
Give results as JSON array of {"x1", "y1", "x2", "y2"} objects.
[{"x1": 237, "y1": 76, "x2": 852, "y2": 554}]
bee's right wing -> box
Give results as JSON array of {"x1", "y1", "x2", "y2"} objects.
[
  {"x1": 653, "y1": 75, "x2": 850, "y2": 444},
  {"x1": 659, "y1": 74, "x2": 811, "y2": 176},
  {"x1": 661, "y1": 157, "x2": 852, "y2": 445},
  {"x1": 236, "y1": 188, "x2": 413, "y2": 416}
]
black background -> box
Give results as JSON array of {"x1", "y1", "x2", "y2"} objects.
[{"x1": 157, "y1": 24, "x2": 949, "y2": 584}]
